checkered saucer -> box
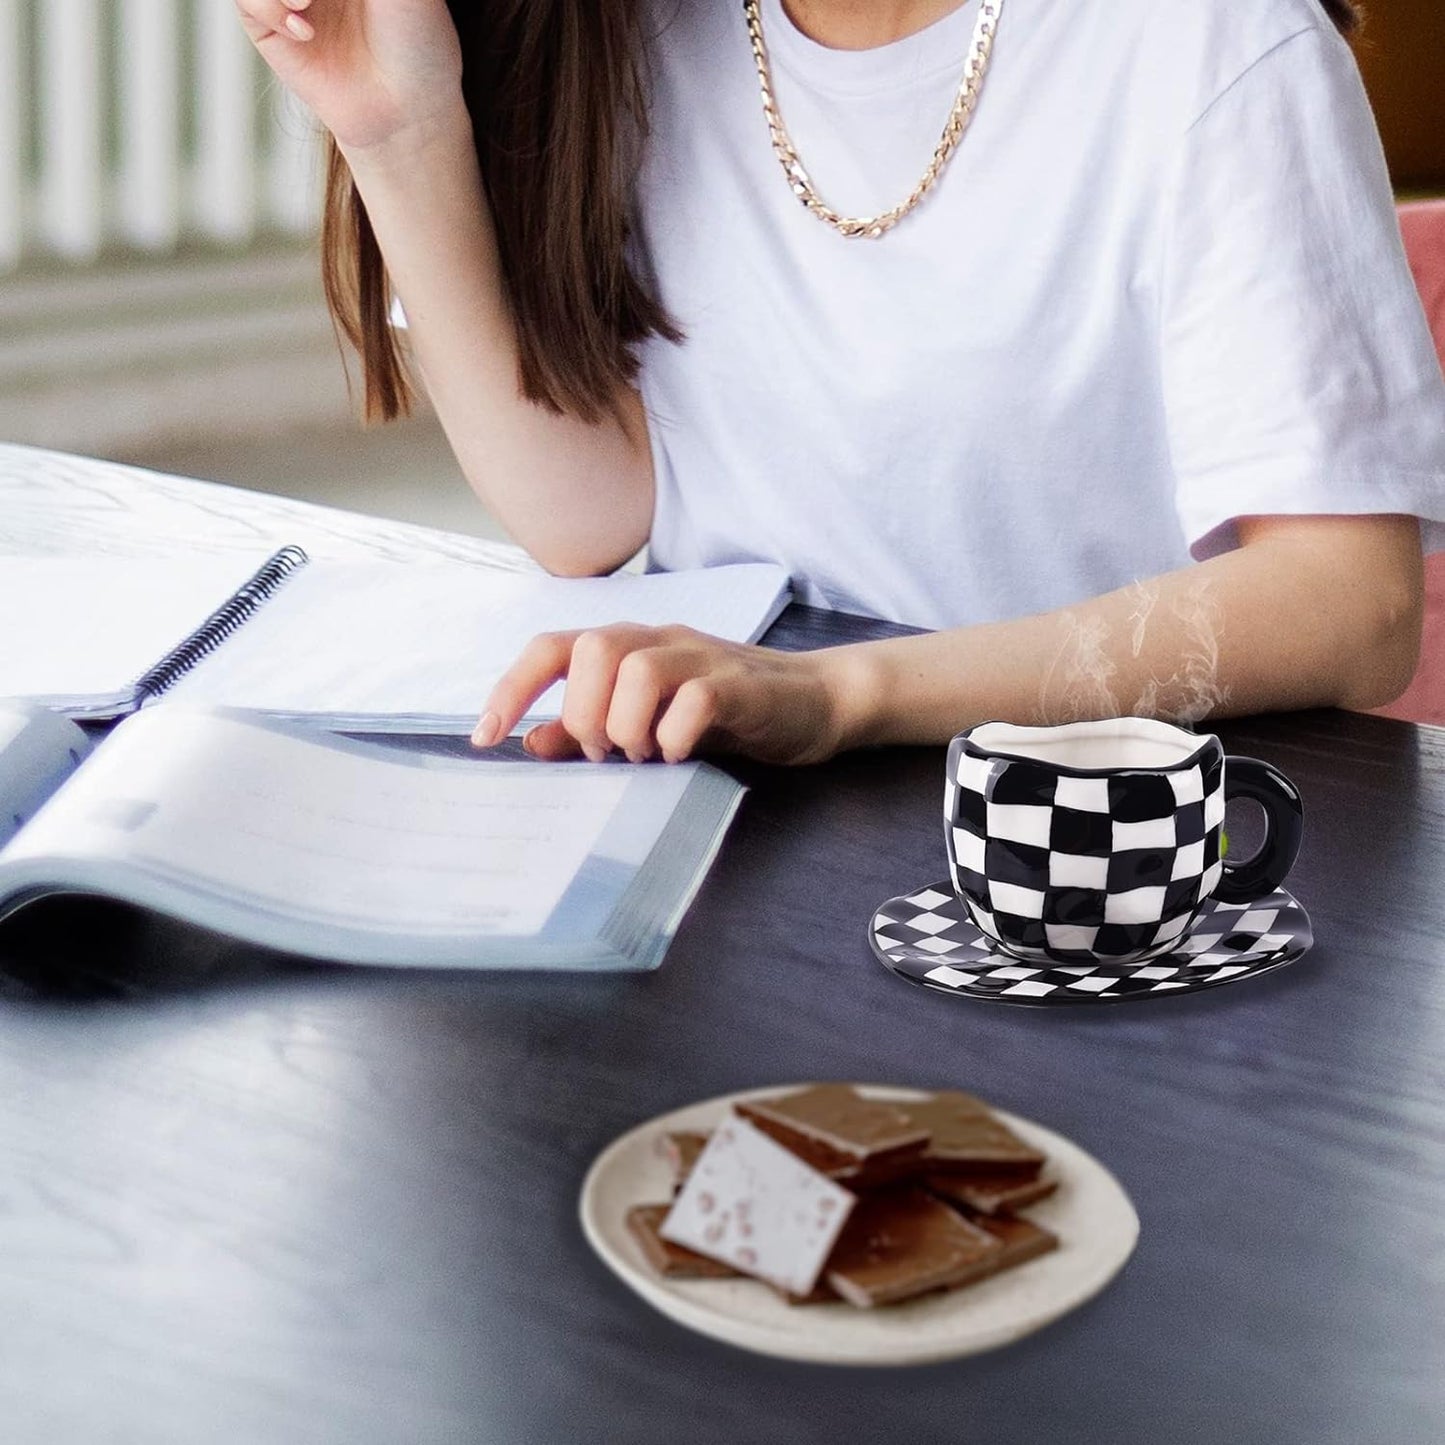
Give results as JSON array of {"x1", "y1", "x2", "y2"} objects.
[{"x1": 870, "y1": 882, "x2": 1311, "y2": 1006}]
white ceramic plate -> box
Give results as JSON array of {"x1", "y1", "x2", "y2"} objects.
[{"x1": 579, "y1": 1083, "x2": 1139, "y2": 1367}]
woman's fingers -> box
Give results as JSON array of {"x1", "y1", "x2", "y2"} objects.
[
  {"x1": 474, "y1": 630, "x2": 578, "y2": 746},
  {"x1": 655, "y1": 678, "x2": 723, "y2": 764},
  {"x1": 277, "y1": 0, "x2": 315, "y2": 41},
  {"x1": 477, "y1": 626, "x2": 837, "y2": 767},
  {"x1": 560, "y1": 628, "x2": 653, "y2": 762},
  {"x1": 521, "y1": 720, "x2": 586, "y2": 761},
  {"x1": 475, "y1": 624, "x2": 722, "y2": 760},
  {"x1": 605, "y1": 645, "x2": 717, "y2": 761},
  {"x1": 604, "y1": 651, "x2": 667, "y2": 762},
  {"x1": 529, "y1": 666, "x2": 724, "y2": 765},
  {"x1": 477, "y1": 625, "x2": 674, "y2": 753},
  {"x1": 235, "y1": 0, "x2": 313, "y2": 42}
]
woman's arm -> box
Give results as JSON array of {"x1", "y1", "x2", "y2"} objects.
[
  {"x1": 476, "y1": 513, "x2": 1424, "y2": 763},
  {"x1": 343, "y1": 120, "x2": 654, "y2": 576},
  {"x1": 237, "y1": 1, "x2": 653, "y2": 577},
  {"x1": 831, "y1": 514, "x2": 1423, "y2": 747}
]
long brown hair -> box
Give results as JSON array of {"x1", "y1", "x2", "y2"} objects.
[
  {"x1": 321, "y1": 0, "x2": 1364, "y2": 428},
  {"x1": 322, "y1": 0, "x2": 676, "y2": 427},
  {"x1": 1320, "y1": 0, "x2": 1362, "y2": 39}
]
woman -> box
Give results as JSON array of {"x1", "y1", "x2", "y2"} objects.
[{"x1": 238, "y1": 0, "x2": 1445, "y2": 764}]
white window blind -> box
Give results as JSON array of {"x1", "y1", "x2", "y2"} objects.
[{"x1": 2, "y1": 0, "x2": 320, "y2": 272}]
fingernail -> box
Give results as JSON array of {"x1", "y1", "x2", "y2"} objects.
[
  {"x1": 522, "y1": 729, "x2": 540, "y2": 756},
  {"x1": 471, "y1": 711, "x2": 501, "y2": 748},
  {"x1": 284, "y1": 14, "x2": 313, "y2": 39},
  {"x1": 283, "y1": 0, "x2": 311, "y2": 10},
  {"x1": 582, "y1": 743, "x2": 606, "y2": 764}
]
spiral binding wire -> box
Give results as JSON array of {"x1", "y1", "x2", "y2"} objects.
[{"x1": 133, "y1": 545, "x2": 310, "y2": 702}]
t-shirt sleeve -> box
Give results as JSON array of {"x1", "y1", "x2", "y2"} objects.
[{"x1": 1159, "y1": 23, "x2": 1445, "y2": 561}]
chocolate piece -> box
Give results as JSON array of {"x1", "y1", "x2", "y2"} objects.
[
  {"x1": 823, "y1": 1187, "x2": 1004, "y2": 1308},
  {"x1": 660, "y1": 1131, "x2": 709, "y2": 1193},
  {"x1": 967, "y1": 1209, "x2": 1060, "y2": 1269},
  {"x1": 925, "y1": 1170, "x2": 1059, "y2": 1216},
  {"x1": 672, "y1": 1127, "x2": 845, "y2": 1193},
  {"x1": 627, "y1": 1205, "x2": 740, "y2": 1279},
  {"x1": 660, "y1": 1116, "x2": 856, "y2": 1297},
  {"x1": 769, "y1": 1280, "x2": 840, "y2": 1306},
  {"x1": 735, "y1": 1085, "x2": 930, "y2": 1181},
  {"x1": 671, "y1": 1125, "x2": 921, "y2": 1191},
  {"x1": 824, "y1": 1189, "x2": 1060, "y2": 1308},
  {"x1": 894, "y1": 1090, "x2": 1046, "y2": 1174}
]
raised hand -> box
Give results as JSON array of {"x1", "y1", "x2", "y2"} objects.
[
  {"x1": 473, "y1": 625, "x2": 862, "y2": 767},
  {"x1": 233, "y1": 0, "x2": 463, "y2": 152}
]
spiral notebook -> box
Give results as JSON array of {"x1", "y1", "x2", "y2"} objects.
[
  {"x1": 2, "y1": 549, "x2": 792, "y2": 733},
  {"x1": 0, "y1": 702, "x2": 743, "y2": 969}
]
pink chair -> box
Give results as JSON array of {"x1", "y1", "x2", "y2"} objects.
[{"x1": 1369, "y1": 199, "x2": 1445, "y2": 727}]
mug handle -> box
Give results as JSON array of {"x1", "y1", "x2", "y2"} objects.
[{"x1": 1214, "y1": 756, "x2": 1304, "y2": 904}]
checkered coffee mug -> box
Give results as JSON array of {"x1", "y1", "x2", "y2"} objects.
[{"x1": 945, "y1": 719, "x2": 1303, "y2": 964}]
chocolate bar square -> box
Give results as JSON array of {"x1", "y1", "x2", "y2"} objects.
[
  {"x1": 823, "y1": 1187, "x2": 1004, "y2": 1308},
  {"x1": 893, "y1": 1090, "x2": 1045, "y2": 1174},
  {"x1": 734, "y1": 1085, "x2": 929, "y2": 1182},
  {"x1": 659, "y1": 1130, "x2": 709, "y2": 1193},
  {"x1": 825, "y1": 1189, "x2": 1060, "y2": 1308},
  {"x1": 966, "y1": 1209, "x2": 1059, "y2": 1269},
  {"x1": 925, "y1": 1170, "x2": 1059, "y2": 1216},
  {"x1": 660, "y1": 1116, "x2": 856, "y2": 1297},
  {"x1": 627, "y1": 1205, "x2": 740, "y2": 1279},
  {"x1": 665, "y1": 1125, "x2": 927, "y2": 1195}
]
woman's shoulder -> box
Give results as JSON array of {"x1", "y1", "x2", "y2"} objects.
[
  {"x1": 637, "y1": 0, "x2": 1345, "y2": 88},
  {"x1": 635, "y1": 0, "x2": 1351, "y2": 142},
  {"x1": 1126, "y1": 0, "x2": 1346, "y2": 118}
]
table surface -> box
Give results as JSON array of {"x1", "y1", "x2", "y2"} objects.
[{"x1": 2, "y1": 445, "x2": 1443, "y2": 1445}]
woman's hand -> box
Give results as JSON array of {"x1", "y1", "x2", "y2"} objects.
[
  {"x1": 473, "y1": 625, "x2": 868, "y2": 766},
  {"x1": 234, "y1": 0, "x2": 463, "y2": 154}
]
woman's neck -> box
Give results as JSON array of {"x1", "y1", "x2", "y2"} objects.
[{"x1": 779, "y1": 0, "x2": 969, "y2": 50}]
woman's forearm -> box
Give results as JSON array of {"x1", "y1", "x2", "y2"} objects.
[
  {"x1": 340, "y1": 112, "x2": 654, "y2": 576},
  {"x1": 825, "y1": 515, "x2": 1425, "y2": 749},
  {"x1": 476, "y1": 516, "x2": 1422, "y2": 767}
]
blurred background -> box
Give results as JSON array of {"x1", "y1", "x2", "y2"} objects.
[
  {"x1": 0, "y1": 0, "x2": 1442, "y2": 545},
  {"x1": 0, "y1": 0, "x2": 491, "y2": 537}
]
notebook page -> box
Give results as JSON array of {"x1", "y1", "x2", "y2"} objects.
[
  {"x1": 160, "y1": 561, "x2": 790, "y2": 727},
  {"x1": 3, "y1": 706, "x2": 630, "y2": 935},
  {"x1": 0, "y1": 555, "x2": 276, "y2": 713}
]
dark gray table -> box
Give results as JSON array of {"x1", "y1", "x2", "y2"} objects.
[{"x1": 1, "y1": 593, "x2": 1442, "y2": 1445}]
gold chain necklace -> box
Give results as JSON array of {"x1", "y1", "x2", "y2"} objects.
[{"x1": 743, "y1": 0, "x2": 1005, "y2": 239}]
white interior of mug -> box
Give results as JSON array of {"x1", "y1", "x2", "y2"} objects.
[{"x1": 967, "y1": 718, "x2": 1207, "y2": 771}]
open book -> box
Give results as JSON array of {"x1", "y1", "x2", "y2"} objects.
[
  {"x1": 0, "y1": 702, "x2": 744, "y2": 969},
  {"x1": 2, "y1": 551, "x2": 791, "y2": 733}
]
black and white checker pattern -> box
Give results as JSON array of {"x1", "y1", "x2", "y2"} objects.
[
  {"x1": 870, "y1": 883, "x2": 1311, "y2": 1006},
  {"x1": 947, "y1": 742, "x2": 1227, "y2": 964}
]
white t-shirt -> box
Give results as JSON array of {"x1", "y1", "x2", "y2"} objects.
[{"x1": 633, "y1": 0, "x2": 1445, "y2": 627}]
